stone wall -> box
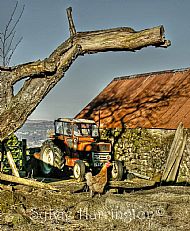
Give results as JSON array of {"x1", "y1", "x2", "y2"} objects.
[
  {"x1": 180, "y1": 130, "x2": 190, "y2": 182},
  {"x1": 100, "y1": 128, "x2": 190, "y2": 182}
]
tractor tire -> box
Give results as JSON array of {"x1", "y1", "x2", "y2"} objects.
[
  {"x1": 73, "y1": 160, "x2": 86, "y2": 182},
  {"x1": 40, "y1": 140, "x2": 64, "y2": 177},
  {"x1": 111, "y1": 160, "x2": 123, "y2": 181}
]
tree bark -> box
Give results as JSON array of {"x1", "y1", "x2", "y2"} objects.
[{"x1": 0, "y1": 8, "x2": 170, "y2": 141}]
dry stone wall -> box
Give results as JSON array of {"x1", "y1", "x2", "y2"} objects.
[{"x1": 100, "y1": 128, "x2": 190, "y2": 182}]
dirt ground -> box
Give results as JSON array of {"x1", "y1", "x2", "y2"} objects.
[{"x1": 0, "y1": 179, "x2": 190, "y2": 231}]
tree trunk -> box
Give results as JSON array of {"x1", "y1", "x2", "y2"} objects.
[{"x1": 0, "y1": 8, "x2": 170, "y2": 141}]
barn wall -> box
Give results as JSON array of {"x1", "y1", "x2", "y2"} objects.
[{"x1": 100, "y1": 128, "x2": 190, "y2": 182}]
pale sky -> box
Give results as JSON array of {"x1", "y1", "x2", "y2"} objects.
[{"x1": 1, "y1": 0, "x2": 190, "y2": 121}]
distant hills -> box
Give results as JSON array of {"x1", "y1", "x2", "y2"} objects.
[{"x1": 16, "y1": 120, "x2": 54, "y2": 147}]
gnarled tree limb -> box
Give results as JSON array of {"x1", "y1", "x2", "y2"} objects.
[{"x1": 0, "y1": 7, "x2": 170, "y2": 141}]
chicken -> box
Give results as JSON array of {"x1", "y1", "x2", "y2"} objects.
[{"x1": 85, "y1": 162, "x2": 111, "y2": 197}]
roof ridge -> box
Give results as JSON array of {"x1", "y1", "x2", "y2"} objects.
[{"x1": 113, "y1": 67, "x2": 190, "y2": 81}]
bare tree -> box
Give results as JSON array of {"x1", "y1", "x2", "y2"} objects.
[
  {"x1": 0, "y1": 7, "x2": 170, "y2": 141},
  {"x1": 0, "y1": 1, "x2": 25, "y2": 66}
]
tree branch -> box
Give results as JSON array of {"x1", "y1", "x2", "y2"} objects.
[
  {"x1": 66, "y1": 7, "x2": 76, "y2": 36},
  {"x1": 5, "y1": 2, "x2": 25, "y2": 41},
  {"x1": 0, "y1": 7, "x2": 170, "y2": 141},
  {"x1": 0, "y1": 1, "x2": 25, "y2": 66},
  {"x1": 4, "y1": 1, "x2": 19, "y2": 39},
  {"x1": 0, "y1": 65, "x2": 13, "y2": 71},
  {"x1": 6, "y1": 36, "x2": 23, "y2": 66},
  {"x1": 9, "y1": 25, "x2": 170, "y2": 84},
  {"x1": 5, "y1": 31, "x2": 16, "y2": 57}
]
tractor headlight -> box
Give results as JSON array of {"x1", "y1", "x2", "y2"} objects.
[
  {"x1": 73, "y1": 137, "x2": 78, "y2": 150},
  {"x1": 107, "y1": 155, "x2": 111, "y2": 161}
]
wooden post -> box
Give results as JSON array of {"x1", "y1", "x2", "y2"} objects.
[
  {"x1": 0, "y1": 172, "x2": 58, "y2": 191},
  {"x1": 161, "y1": 122, "x2": 184, "y2": 181},
  {"x1": 167, "y1": 133, "x2": 187, "y2": 182},
  {"x1": 161, "y1": 122, "x2": 186, "y2": 183}
]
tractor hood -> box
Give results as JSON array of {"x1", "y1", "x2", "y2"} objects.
[{"x1": 77, "y1": 139, "x2": 111, "y2": 152}]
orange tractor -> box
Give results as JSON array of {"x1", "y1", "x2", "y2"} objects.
[{"x1": 39, "y1": 118, "x2": 123, "y2": 181}]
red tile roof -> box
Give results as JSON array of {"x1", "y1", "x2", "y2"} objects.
[{"x1": 76, "y1": 68, "x2": 190, "y2": 129}]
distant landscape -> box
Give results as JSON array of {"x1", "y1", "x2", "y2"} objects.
[{"x1": 16, "y1": 120, "x2": 54, "y2": 147}]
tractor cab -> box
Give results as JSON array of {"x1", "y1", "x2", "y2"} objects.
[
  {"x1": 54, "y1": 118, "x2": 99, "y2": 139},
  {"x1": 53, "y1": 118, "x2": 101, "y2": 152}
]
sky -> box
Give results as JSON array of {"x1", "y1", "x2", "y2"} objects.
[{"x1": 1, "y1": 0, "x2": 190, "y2": 121}]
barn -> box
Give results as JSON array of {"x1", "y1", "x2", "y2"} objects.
[{"x1": 76, "y1": 67, "x2": 190, "y2": 182}]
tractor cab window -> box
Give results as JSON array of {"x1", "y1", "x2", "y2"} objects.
[
  {"x1": 92, "y1": 124, "x2": 99, "y2": 137},
  {"x1": 80, "y1": 123, "x2": 91, "y2": 136},
  {"x1": 73, "y1": 124, "x2": 81, "y2": 136},
  {"x1": 55, "y1": 121, "x2": 99, "y2": 137},
  {"x1": 55, "y1": 121, "x2": 63, "y2": 134},
  {"x1": 63, "y1": 122, "x2": 72, "y2": 136},
  {"x1": 73, "y1": 123, "x2": 91, "y2": 137},
  {"x1": 74, "y1": 123, "x2": 99, "y2": 137}
]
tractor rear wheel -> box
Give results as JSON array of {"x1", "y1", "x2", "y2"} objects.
[
  {"x1": 111, "y1": 160, "x2": 123, "y2": 181},
  {"x1": 73, "y1": 160, "x2": 86, "y2": 182},
  {"x1": 40, "y1": 140, "x2": 64, "y2": 177}
]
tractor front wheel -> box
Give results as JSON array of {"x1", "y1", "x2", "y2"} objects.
[
  {"x1": 40, "y1": 140, "x2": 64, "y2": 177},
  {"x1": 73, "y1": 160, "x2": 86, "y2": 182},
  {"x1": 111, "y1": 160, "x2": 123, "y2": 181}
]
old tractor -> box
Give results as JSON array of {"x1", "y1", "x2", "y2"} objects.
[{"x1": 39, "y1": 118, "x2": 123, "y2": 181}]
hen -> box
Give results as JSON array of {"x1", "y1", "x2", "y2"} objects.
[{"x1": 85, "y1": 162, "x2": 111, "y2": 197}]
